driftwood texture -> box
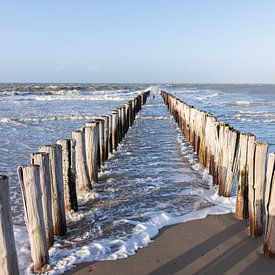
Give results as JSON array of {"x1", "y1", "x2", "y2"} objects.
[
  {"x1": 248, "y1": 141, "x2": 269, "y2": 238},
  {"x1": 72, "y1": 130, "x2": 91, "y2": 191},
  {"x1": 235, "y1": 134, "x2": 255, "y2": 219},
  {"x1": 0, "y1": 175, "x2": 19, "y2": 275},
  {"x1": 264, "y1": 153, "x2": 275, "y2": 256},
  {"x1": 84, "y1": 122, "x2": 99, "y2": 183},
  {"x1": 39, "y1": 144, "x2": 67, "y2": 236},
  {"x1": 30, "y1": 152, "x2": 54, "y2": 247},
  {"x1": 18, "y1": 165, "x2": 49, "y2": 273},
  {"x1": 56, "y1": 139, "x2": 78, "y2": 212}
]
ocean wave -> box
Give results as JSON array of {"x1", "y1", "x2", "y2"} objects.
[
  {"x1": 234, "y1": 110, "x2": 275, "y2": 118},
  {"x1": 0, "y1": 114, "x2": 97, "y2": 125},
  {"x1": 235, "y1": 117, "x2": 275, "y2": 123},
  {"x1": 196, "y1": 92, "x2": 220, "y2": 101},
  {"x1": 0, "y1": 117, "x2": 23, "y2": 126},
  {"x1": 224, "y1": 101, "x2": 275, "y2": 107}
]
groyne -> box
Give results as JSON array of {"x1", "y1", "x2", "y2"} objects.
[
  {"x1": 0, "y1": 91, "x2": 150, "y2": 274},
  {"x1": 161, "y1": 90, "x2": 275, "y2": 257}
]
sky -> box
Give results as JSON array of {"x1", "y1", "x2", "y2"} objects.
[{"x1": 0, "y1": 0, "x2": 275, "y2": 83}]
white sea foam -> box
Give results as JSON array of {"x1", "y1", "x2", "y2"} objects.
[
  {"x1": 196, "y1": 92, "x2": 220, "y2": 101},
  {"x1": 0, "y1": 115, "x2": 97, "y2": 125},
  {"x1": 234, "y1": 110, "x2": 275, "y2": 119},
  {"x1": 224, "y1": 101, "x2": 275, "y2": 107}
]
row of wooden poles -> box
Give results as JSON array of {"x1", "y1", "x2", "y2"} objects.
[
  {"x1": 0, "y1": 91, "x2": 150, "y2": 274},
  {"x1": 161, "y1": 90, "x2": 275, "y2": 257}
]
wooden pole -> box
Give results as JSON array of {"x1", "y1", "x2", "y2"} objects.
[
  {"x1": 0, "y1": 175, "x2": 19, "y2": 275},
  {"x1": 235, "y1": 133, "x2": 254, "y2": 219},
  {"x1": 95, "y1": 118, "x2": 105, "y2": 166},
  {"x1": 129, "y1": 100, "x2": 135, "y2": 126},
  {"x1": 72, "y1": 130, "x2": 91, "y2": 191},
  {"x1": 84, "y1": 122, "x2": 99, "y2": 183},
  {"x1": 264, "y1": 153, "x2": 275, "y2": 257},
  {"x1": 248, "y1": 141, "x2": 269, "y2": 237},
  {"x1": 18, "y1": 165, "x2": 49, "y2": 273},
  {"x1": 39, "y1": 144, "x2": 67, "y2": 236},
  {"x1": 219, "y1": 128, "x2": 240, "y2": 197},
  {"x1": 108, "y1": 114, "x2": 113, "y2": 154},
  {"x1": 112, "y1": 110, "x2": 118, "y2": 151},
  {"x1": 117, "y1": 107, "x2": 123, "y2": 143},
  {"x1": 120, "y1": 106, "x2": 125, "y2": 138},
  {"x1": 103, "y1": 116, "x2": 109, "y2": 160},
  {"x1": 128, "y1": 100, "x2": 133, "y2": 127},
  {"x1": 97, "y1": 116, "x2": 109, "y2": 161},
  {"x1": 56, "y1": 139, "x2": 78, "y2": 212},
  {"x1": 30, "y1": 152, "x2": 54, "y2": 247}
]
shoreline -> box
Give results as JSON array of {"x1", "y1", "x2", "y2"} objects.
[{"x1": 65, "y1": 213, "x2": 275, "y2": 275}]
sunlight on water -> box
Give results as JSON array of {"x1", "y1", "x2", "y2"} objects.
[{"x1": 0, "y1": 83, "x2": 273, "y2": 273}]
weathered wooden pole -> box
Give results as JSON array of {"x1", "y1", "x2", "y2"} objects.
[
  {"x1": 264, "y1": 153, "x2": 275, "y2": 257},
  {"x1": 95, "y1": 118, "x2": 105, "y2": 166},
  {"x1": 103, "y1": 116, "x2": 109, "y2": 160},
  {"x1": 198, "y1": 111, "x2": 207, "y2": 163},
  {"x1": 124, "y1": 103, "x2": 130, "y2": 134},
  {"x1": 0, "y1": 175, "x2": 19, "y2": 275},
  {"x1": 97, "y1": 116, "x2": 109, "y2": 161},
  {"x1": 39, "y1": 144, "x2": 67, "y2": 236},
  {"x1": 129, "y1": 100, "x2": 135, "y2": 126},
  {"x1": 235, "y1": 133, "x2": 255, "y2": 219},
  {"x1": 18, "y1": 165, "x2": 49, "y2": 273},
  {"x1": 219, "y1": 127, "x2": 240, "y2": 197},
  {"x1": 120, "y1": 106, "x2": 126, "y2": 138},
  {"x1": 84, "y1": 122, "x2": 99, "y2": 183},
  {"x1": 72, "y1": 130, "x2": 91, "y2": 191},
  {"x1": 128, "y1": 100, "x2": 133, "y2": 127},
  {"x1": 56, "y1": 139, "x2": 78, "y2": 212},
  {"x1": 112, "y1": 110, "x2": 119, "y2": 151},
  {"x1": 248, "y1": 141, "x2": 269, "y2": 237},
  {"x1": 204, "y1": 114, "x2": 217, "y2": 170},
  {"x1": 108, "y1": 114, "x2": 113, "y2": 154},
  {"x1": 117, "y1": 107, "x2": 123, "y2": 143},
  {"x1": 30, "y1": 152, "x2": 54, "y2": 247}
]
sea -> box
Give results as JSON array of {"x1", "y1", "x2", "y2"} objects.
[{"x1": 0, "y1": 83, "x2": 274, "y2": 274}]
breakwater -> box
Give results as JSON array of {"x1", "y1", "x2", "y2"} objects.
[
  {"x1": 161, "y1": 90, "x2": 275, "y2": 257},
  {"x1": 0, "y1": 91, "x2": 150, "y2": 274}
]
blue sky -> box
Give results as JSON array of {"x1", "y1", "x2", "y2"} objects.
[{"x1": 1, "y1": 0, "x2": 275, "y2": 83}]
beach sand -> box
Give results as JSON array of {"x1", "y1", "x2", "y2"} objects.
[{"x1": 65, "y1": 213, "x2": 275, "y2": 275}]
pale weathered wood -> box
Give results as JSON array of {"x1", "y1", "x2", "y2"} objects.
[
  {"x1": 97, "y1": 116, "x2": 109, "y2": 160},
  {"x1": 128, "y1": 100, "x2": 133, "y2": 127},
  {"x1": 120, "y1": 106, "x2": 126, "y2": 138},
  {"x1": 117, "y1": 107, "x2": 123, "y2": 143},
  {"x1": 235, "y1": 133, "x2": 254, "y2": 219},
  {"x1": 72, "y1": 130, "x2": 91, "y2": 191},
  {"x1": 0, "y1": 175, "x2": 19, "y2": 275},
  {"x1": 248, "y1": 141, "x2": 269, "y2": 237},
  {"x1": 108, "y1": 114, "x2": 113, "y2": 154},
  {"x1": 219, "y1": 128, "x2": 240, "y2": 197},
  {"x1": 18, "y1": 165, "x2": 49, "y2": 273},
  {"x1": 103, "y1": 116, "x2": 109, "y2": 159},
  {"x1": 84, "y1": 123, "x2": 99, "y2": 183},
  {"x1": 30, "y1": 152, "x2": 54, "y2": 247},
  {"x1": 95, "y1": 118, "x2": 105, "y2": 166},
  {"x1": 129, "y1": 100, "x2": 135, "y2": 126},
  {"x1": 56, "y1": 139, "x2": 78, "y2": 212},
  {"x1": 39, "y1": 144, "x2": 67, "y2": 236},
  {"x1": 112, "y1": 110, "x2": 119, "y2": 151},
  {"x1": 264, "y1": 153, "x2": 275, "y2": 257},
  {"x1": 204, "y1": 114, "x2": 217, "y2": 170},
  {"x1": 124, "y1": 103, "x2": 130, "y2": 135}
]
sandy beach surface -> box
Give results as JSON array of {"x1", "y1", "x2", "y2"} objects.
[{"x1": 65, "y1": 213, "x2": 275, "y2": 275}]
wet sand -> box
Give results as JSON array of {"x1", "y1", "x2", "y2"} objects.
[{"x1": 65, "y1": 213, "x2": 275, "y2": 275}]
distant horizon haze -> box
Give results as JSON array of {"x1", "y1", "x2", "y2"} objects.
[{"x1": 1, "y1": 0, "x2": 275, "y2": 83}]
